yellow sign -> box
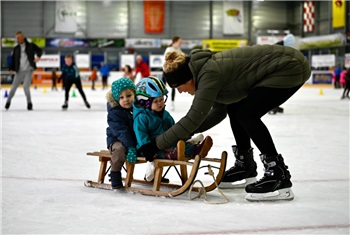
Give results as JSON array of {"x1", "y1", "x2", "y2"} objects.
[
  {"x1": 332, "y1": 0, "x2": 345, "y2": 28},
  {"x1": 2, "y1": 38, "x2": 16, "y2": 47},
  {"x1": 202, "y1": 39, "x2": 247, "y2": 52},
  {"x1": 1, "y1": 37, "x2": 46, "y2": 48},
  {"x1": 29, "y1": 38, "x2": 46, "y2": 48}
]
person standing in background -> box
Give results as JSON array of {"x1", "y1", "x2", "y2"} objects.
[
  {"x1": 123, "y1": 64, "x2": 135, "y2": 83},
  {"x1": 5, "y1": 31, "x2": 42, "y2": 111},
  {"x1": 341, "y1": 67, "x2": 350, "y2": 99},
  {"x1": 135, "y1": 55, "x2": 150, "y2": 79},
  {"x1": 51, "y1": 68, "x2": 58, "y2": 91},
  {"x1": 333, "y1": 64, "x2": 342, "y2": 89},
  {"x1": 100, "y1": 62, "x2": 110, "y2": 90},
  {"x1": 163, "y1": 36, "x2": 182, "y2": 111}
]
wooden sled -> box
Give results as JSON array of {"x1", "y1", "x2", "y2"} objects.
[{"x1": 85, "y1": 140, "x2": 227, "y2": 197}]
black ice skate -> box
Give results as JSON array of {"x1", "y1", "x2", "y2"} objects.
[
  {"x1": 109, "y1": 171, "x2": 123, "y2": 189},
  {"x1": 62, "y1": 101, "x2": 68, "y2": 110},
  {"x1": 84, "y1": 100, "x2": 91, "y2": 109},
  {"x1": 219, "y1": 146, "x2": 257, "y2": 189},
  {"x1": 245, "y1": 154, "x2": 294, "y2": 201}
]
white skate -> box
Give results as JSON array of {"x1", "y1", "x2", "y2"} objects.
[{"x1": 144, "y1": 161, "x2": 155, "y2": 182}]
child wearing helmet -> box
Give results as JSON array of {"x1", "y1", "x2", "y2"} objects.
[
  {"x1": 133, "y1": 76, "x2": 213, "y2": 181},
  {"x1": 106, "y1": 77, "x2": 137, "y2": 189}
]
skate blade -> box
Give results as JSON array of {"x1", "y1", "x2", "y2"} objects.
[
  {"x1": 219, "y1": 177, "x2": 257, "y2": 189},
  {"x1": 245, "y1": 188, "x2": 295, "y2": 202}
]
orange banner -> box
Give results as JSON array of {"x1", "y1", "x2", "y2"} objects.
[{"x1": 144, "y1": 0, "x2": 165, "y2": 34}]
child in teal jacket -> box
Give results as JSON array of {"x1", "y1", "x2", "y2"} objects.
[{"x1": 133, "y1": 76, "x2": 212, "y2": 181}]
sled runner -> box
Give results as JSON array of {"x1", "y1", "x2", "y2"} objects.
[{"x1": 85, "y1": 140, "x2": 227, "y2": 197}]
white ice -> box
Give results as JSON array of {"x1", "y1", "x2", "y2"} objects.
[{"x1": 1, "y1": 85, "x2": 349, "y2": 234}]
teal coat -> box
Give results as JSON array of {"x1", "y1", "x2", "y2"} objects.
[
  {"x1": 133, "y1": 103, "x2": 175, "y2": 150},
  {"x1": 156, "y1": 44, "x2": 311, "y2": 150}
]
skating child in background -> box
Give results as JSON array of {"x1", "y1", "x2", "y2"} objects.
[
  {"x1": 58, "y1": 54, "x2": 90, "y2": 110},
  {"x1": 89, "y1": 66, "x2": 98, "y2": 90},
  {"x1": 106, "y1": 78, "x2": 138, "y2": 189},
  {"x1": 133, "y1": 76, "x2": 212, "y2": 181}
]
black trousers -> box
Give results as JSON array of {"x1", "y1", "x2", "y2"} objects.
[
  {"x1": 102, "y1": 76, "x2": 108, "y2": 88},
  {"x1": 227, "y1": 85, "x2": 302, "y2": 156},
  {"x1": 64, "y1": 79, "x2": 87, "y2": 102}
]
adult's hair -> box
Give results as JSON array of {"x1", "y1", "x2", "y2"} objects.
[
  {"x1": 163, "y1": 51, "x2": 187, "y2": 73},
  {"x1": 16, "y1": 31, "x2": 23, "y2": 35},
  {"x1": 125, "y1": 64, "x2": 132, "y2": 72},
  {"x1": 65, "y1": 54, "x2": 72, "y2": 59},
  {"x1": 171, "y1": 36, "x2": 181, "y2": 45}
]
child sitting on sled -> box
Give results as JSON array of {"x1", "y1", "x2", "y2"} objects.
[
  {"x1": 133, "y1": 76, "x2": 213, "y2": 181},
  {"x1": 106, "y1": 77, "x2": 137, "y2": 189}
]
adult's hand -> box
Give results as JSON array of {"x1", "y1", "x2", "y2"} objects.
[{"x1": 34, "y1": 56, "x2": 40, "y2": 63}]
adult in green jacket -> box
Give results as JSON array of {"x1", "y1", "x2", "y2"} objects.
[{"x1": 143, "y1": 44, "x2": 311, "y2": 201}]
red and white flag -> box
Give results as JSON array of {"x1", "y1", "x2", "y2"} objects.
[{"x1": 304, "y1": 1, "x2": 315, "y2": 32}]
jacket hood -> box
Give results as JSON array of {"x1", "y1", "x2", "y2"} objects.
[
  {"x1": 133, "y1": 102, "x2": 152, "y2": 119},
  {"x1": 188, "y1": 49, "x2": 214, "y2": 79}
]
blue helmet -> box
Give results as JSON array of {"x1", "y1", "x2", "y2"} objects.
[{"x1": 136, "y1": 76, "x2": 168, "y2": 100}]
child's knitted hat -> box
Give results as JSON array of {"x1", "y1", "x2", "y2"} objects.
[{"x1": 111, "y1": 77, "x2": 136, "y2": 102}]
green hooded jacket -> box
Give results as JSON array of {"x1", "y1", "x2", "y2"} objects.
[{"x1": 156, "y1": 44, "x2": 311, "y2": 150}]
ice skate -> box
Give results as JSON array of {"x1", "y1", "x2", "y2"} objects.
[
  {"x1": 219, "y1": 146, "x2": 257, "y2": 189},
  {"x1": 62, "y1": 101, "x2": 68, "y2": 110},
  {"x1": 5, "y1": 102, "x2": 10, "y2": 110},
  {"x1": 144, "y1": 161, "x2": 155, "y2": 182},
  {"x1": 27, "y1": 102, "x2": 33, "y2": 111},
  {"x1": 245, "y1": 154, "x2": 294, "y2": 201},
  {"x1": 84, "y1": 100, "x2": 91, "y2": 109}
]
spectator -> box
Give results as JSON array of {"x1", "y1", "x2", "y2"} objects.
[
  {"x1": 5, "y1": 31, "x2": 42, "y2": 111},
  {"x1": 123, "y1": 64, "x2": 135, "y2": 83},
  {"x1": 100, "y1": 62, "x2": 110, "y2": 90},
  {"x1": 51, "y1": 68, "x2": 58, "y2": 91},
  {"x1": 163, "y1": 36, "x2": 183, "y2": 111},
  {"x1": 135, "y1": 55, "x2": 150, "y2": 79}
]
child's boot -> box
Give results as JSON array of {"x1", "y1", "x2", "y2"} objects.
[
  {"x1": 220, "y1": 146, "x2": 257, "y2": 188},
  {"x1": 193, "y1": 136, "x2": 213, "y2": 158},
  {"x1": 109, "y1": 171, "x2": 123, "y2": 189},
  {"x1": 245, "y1": 154, "x2": 294, "y2": 201}
]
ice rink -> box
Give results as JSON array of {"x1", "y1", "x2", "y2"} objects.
[{"x1": 1, "y1": 84, "x2": 349, "y2": 234}]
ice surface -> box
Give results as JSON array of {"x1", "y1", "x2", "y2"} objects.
[{"x1": 1, "y1": 85, "x2": 349, "y2": 234}]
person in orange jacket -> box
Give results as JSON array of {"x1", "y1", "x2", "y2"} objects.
[{"x1": 90, "y1": 66, "x2": 98, "y2": 90}]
